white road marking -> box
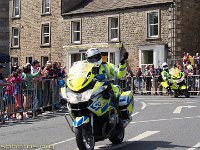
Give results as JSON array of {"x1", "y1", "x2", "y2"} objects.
[
  {"x1": 147, "y1": 103, "x2": 173, "y2": 106},
  {"x1": 131, "y1": 116, "x2": 200, "y2": 124},
  {"x1": 131, "y1": 112, "x2": 139, "y2": 117},
  {"x1": 141, "y1": 102, "x2": 147, "y2": 110},
  {"x1": 173, "y1": 106, "x2": 197, "y2": 114},
  {"x1": 184, "y1": 102, "x2": 196, "y2": 104},
  {"x1": 95, "y1": 131, "x2": 159, "y2": 150},
  {"x1": 187, "y1": 142, "x2": 200, "y2": 150},
  {"x1": 35, "y1": 137, "x2": 75, "y2": 150}
]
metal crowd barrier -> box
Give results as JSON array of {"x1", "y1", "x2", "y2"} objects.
[
  {"x1": 117, "y1": 75, "x2": 200, "y2": 95},
  {"x1": 0, "y1": 78, "x2": 65, "y2": 123}
]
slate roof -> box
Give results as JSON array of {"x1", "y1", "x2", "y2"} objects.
[{"x1": 63, "y1": 0, "x2": 173, "y2": 15}]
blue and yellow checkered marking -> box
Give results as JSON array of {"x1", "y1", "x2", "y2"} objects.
[{"x1": 73, "y1": 116, "x2": 90, "y2": 127}]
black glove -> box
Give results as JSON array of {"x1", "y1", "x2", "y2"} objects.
[{"x1": 120, "y1": 52, "x2": 129, "y2": 65}]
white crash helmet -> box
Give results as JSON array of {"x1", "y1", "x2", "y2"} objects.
[
  {"x1": 85, "y1": 48, "x2": 102, "y2": 66},
  {"x1": 162, "y1": 62, "x2": 168, "y2": 70}
]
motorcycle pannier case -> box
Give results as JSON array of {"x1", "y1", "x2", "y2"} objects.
[{"x1": 119, "y1": 91, "x2": 134, "y2": 119}]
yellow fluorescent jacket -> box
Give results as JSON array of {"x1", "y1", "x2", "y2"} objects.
[{"x1": 99, "y1": 62, "x2": 126, "y2": 80}]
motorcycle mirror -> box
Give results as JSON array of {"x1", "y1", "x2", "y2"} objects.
[{"x1": 92, "y1": 67, "x2": 99, "y2": 75}]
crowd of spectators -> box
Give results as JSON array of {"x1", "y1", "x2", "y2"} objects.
[
  {"x1": 125, "y1": 52, "x2": 200, "y2": 95},
  {"x1": 0, "y1": 60, "x2": 66, "y2": 121}
]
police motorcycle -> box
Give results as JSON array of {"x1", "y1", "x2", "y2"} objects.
[
  {"x1": 62, "y1": 61, "x2": 134, "y2": 150},
  {"x1": 162, "y1": 67, "x2": 190, "y2": 98}
]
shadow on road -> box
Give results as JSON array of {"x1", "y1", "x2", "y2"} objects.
[
  {"x1": 0, "y1": 109, "x2": 68, "y2": 128},
  {"x1": 97, "y1": 141, "x2": 190, "y2": 150}
]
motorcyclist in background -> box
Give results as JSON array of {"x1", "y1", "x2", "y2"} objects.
[
  {"x1": 85, "y1": 48, "x2": 129, "y2": 110},
  {"x1": 161, "y1": 62, "x2": 172, "y2": 94}
]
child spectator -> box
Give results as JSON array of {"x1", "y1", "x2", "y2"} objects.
[{"x1": 23, "y1": 65, "x2": 41, "y2": 118}]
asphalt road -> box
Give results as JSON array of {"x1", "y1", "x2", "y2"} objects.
[{"x1": 0, "y1": 95, "x2": 200, "y2": 150}]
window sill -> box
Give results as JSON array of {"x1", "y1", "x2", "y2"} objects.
[
  {"x1": 40, "y1": 44, "x2": 51, "y2": 48},
  {"x1": 71, "y1": 41, "x2": 81, "y2": 45},
  {"x1": 146, "y1": 37, "x2": 161, "y2": 41},
  {"x1": 10, "y1": 46, "x2": 20, "y2": 49},
  {"x1": 41, "y1": 13, "x2": 51, "y2": 16},
  {"x1": 109, "y1": 38, "x2": 119, "y2": 43},
  {"x1": 11, "y1": 16, "x2": 21, "y2": 20}
]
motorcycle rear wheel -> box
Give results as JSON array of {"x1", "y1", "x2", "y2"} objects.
[
  {"x1": 109, "y1": 124, "x2": 124, "y2": 144},
  {"x1": 75, "y1": 125, "x2": 95, "y2": 150},
  {"x1": 183, "y1": 89, "x2": 190, "y2": 98}
]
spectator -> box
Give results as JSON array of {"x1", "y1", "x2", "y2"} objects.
[
  {"x1": 125, "y1": 64, "x2": 134, "y2": 91},
  {"x1": 182, "y1": 52, "x2": 189, "y2": 66},
  {"x1": 4, "y1": 73, "x2": 16, "y2": 120},
  {"x1": 11, "y1": 62, "x2": 19, "y2": 73},
  {"x1": 31, "y1": 60, "x2": 40, "y2": 74},
  {"x1": 156, "y1": 66, "x2": 163, "y2": 95},
  {"x1": 23, "y1": 65, "x2": 41, "y2": 118},
  {"x1": 13, "y1": 69, "x2": 23, "y2": 119},
  {"x1": 144, "y1": 65, "x2": 152, "y2": 95},
  {"x1": 41, "y1": 62, "x2": 53, "y2": 108},
  {"x1": 135, "y1": 67, "x2": 143, "y2": 95},
  {"x1": 0, "y1": 64, "x2": 6, "y2": 85},
  {"x1": 150, "y1": 65, "x2": 158, "y2": 95},
  {"x1": 194, "y1": 53, "x2": 200, "y2": 70}
]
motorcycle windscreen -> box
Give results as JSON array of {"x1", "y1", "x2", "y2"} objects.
[
  {"x1": 67, "y1": 61, "x2": 95, "y2": 91},
  {"x1": 170, "y1": 68, "x2": 182, "y2": 79}
]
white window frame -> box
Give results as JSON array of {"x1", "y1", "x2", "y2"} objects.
[
  {"x1": 42, "y1": 0, "x2": 51, "y2": 14},
  {"x1": 12, "y1": 0, "x2": 20, "y2": 18},
  {"x1": 11, "y1": 57, "x2": 18, "y2": 66},
  {"x1": 108, "y1": 16, "x2": 119, "y2": 42},
  {"x1": 25, "y1": 56, "x2": 33, "y2": 64},
  {"x1": 11, "y1": 27, "x2": 19, "y2": 48},
  {"x1": 147, "y1": 10, "x2": 160, "y2": 38},
  {"x1": 41, "y1": 56, "x2": 49, "y2": 67},
  {"x1": 71, "y1": 20, "x2": 81, "y2": 44},
  {"x1": 41, "y1": 23, "x2": 50, "y2": 46}
]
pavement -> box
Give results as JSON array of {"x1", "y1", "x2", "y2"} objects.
[{"x1": 0, "y1": 95, "x2": 200, "y2": 150}]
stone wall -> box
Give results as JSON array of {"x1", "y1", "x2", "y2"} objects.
[
  {"x1": 9, "y1": 0, "x2": 64, "y2": 66},
  {"x1": 175, "y1": 0, "x2": 200, "y2": 58},
  {"x1": 62, "y1": 4, "x2": 171, "y2": 69}
]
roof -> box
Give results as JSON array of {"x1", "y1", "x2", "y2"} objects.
[{"x1": 62, "y1": 0, "x2": 173, "y2": 15}]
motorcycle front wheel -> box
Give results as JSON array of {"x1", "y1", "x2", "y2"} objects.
[
  {"x1": 109, "y1": 124, "x2": 124, "y2": 144},
  {"x1": 75, "y1": 125, "x2": 95, "y2": 150}
]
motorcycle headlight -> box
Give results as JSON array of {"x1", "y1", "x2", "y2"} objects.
[
  {"x1": 66, "y1": 89, "x2": 93, "y2": 103},
  {"x1": 81, "y1": 89, "x2": 93, "y2": 101},
  {"x1": 66, "y1": 92, "x2": 82, "y2": 103}
]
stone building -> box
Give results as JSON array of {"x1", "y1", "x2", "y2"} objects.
[
  {"x1": 8, "y1": 0, "x2": 200, "y2": 70},
  {"x1": 0, "y1": 0, "x2": 10, "y2": 63},
  {"x1": 61, "y1": 0, "x2": 200, "y2": 70},
  {"x1": 9, "y1": 0, "x2": 63, "y2": 67}
]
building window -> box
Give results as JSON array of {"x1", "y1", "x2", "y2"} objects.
[
  {"x1": 11, "y1": 27, "x2": 19, "y2": 48},
  {"x1": 71, "y1": 21, "x2": 81, "y2": 44},
  {"x1": 41, "y1": 23, "x2": 50, "y2": 46},
  {"x1": 42, "y1": 0, "x2": 50, "y2": 14},
  {"x1": 141, "y1": 50, "x2": 153, "y2": 71},
  {"x1": 12, "y1": 0, "x2": 20, "y2": 17},
  {"x1": 26, "y1": 57, "x2": 33, "y2": 64},
  {"x1": 147, "y1": 12, "x2": 159, "y2": 38},
  {"x1": 11, "y1": 57, "x2": 18, "y2": 66},
  {"x1": 108, "y1": 17, "x2": 119, "y2": 42},
  {"x1": 41, "y1": 56, "x2": 48, "y2": 67}
]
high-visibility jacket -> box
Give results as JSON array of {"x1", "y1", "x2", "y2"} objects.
[
  {"x1": 99, "y1": 62, "x2": 126, "y2": 80},
  {"x1": 161, "y1": 70, "x2": 170, "y2": 81}
]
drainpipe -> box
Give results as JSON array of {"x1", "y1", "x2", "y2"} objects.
[{"x1": 170, "y1": 1, "x2": 176, "y2": 65}]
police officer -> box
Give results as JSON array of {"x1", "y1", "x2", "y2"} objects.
[
  {"x1": 161, "y1": 62, "x2": 171, "y2": 94},
  {"x1": 85, "y1": 48, "x2": 128, "y2": 110}
]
